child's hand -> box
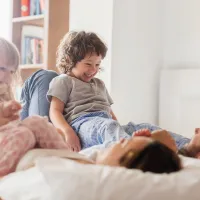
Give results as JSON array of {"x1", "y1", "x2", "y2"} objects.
[
  {"x1": 63, "y1": 129, "x2": 81, "y2": 152},
  {"x1": 0, "y1": 100, "x2": 21, "y2": 126},
  {"x1": 1, "y1": 100, "x2": 21, "y2": 117}
]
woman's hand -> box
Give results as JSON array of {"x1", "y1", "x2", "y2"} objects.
[
  {"x1": 62, "y1": 128, "x2": 81, "y2": 152},
  {"x1": 0, "y1": 100, "x2": 21, "y2": 126}
]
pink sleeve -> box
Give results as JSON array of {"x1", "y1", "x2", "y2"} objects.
[
  {"x1": 0, "y1": 125, "x2": 35, "y2": 176},
  {"x1": 21, "y1": 116, "x2": 68, "y2": 149},
  {"x1": 0, "y1": 116, "x2": 68, "y2": 177}
]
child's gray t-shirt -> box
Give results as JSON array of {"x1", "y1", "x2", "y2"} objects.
[{"x1": 47, "y1": 74, "x2": 113, "y2": 124}]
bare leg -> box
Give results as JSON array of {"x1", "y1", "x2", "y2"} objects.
[
  {"x1": 123, "y1": 122, "x2": 190, "y2": 149},
  {"x1": 133, "y1": 129, "x2": 177, "y2": 152}
]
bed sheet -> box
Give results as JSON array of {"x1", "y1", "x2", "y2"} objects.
[{"x1": 1, "y1": 155, "x2": 200, "y2": 200}]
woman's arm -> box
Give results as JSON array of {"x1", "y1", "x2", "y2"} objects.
[{"x1": 50, "y1": 97, "x2": 81, "y2": 151}]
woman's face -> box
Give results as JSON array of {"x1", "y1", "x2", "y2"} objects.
[
  {"x1": 96, "y1": 130, "x2": 177, "y2": 166},
  {"x1": 96, "y1": 136, "x2": 152, "y2": 166}
]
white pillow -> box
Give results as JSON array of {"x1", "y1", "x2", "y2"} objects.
[
  {"x1": 16, "y1": 149, "x2": 93, "y2": 171},
  {"x1": 1, "y1": 156, "x2": 200, "y2": 200}
]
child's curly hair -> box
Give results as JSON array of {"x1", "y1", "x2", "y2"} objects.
[{"x1": 56, "y1": 31, "x2": 107, "y2": 73}]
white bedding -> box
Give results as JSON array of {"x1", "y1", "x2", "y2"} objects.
[{"x1": 1, "y1": 155, "x2": 200, "y2": 200}]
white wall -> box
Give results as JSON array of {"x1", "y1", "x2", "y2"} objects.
[
  {"x1": 69, "y1": 0, "x2": 114, "y2": 91},
  {"x1": 0, "y1": 0, "x2": 12, "y2": 39},
  {"x1": 111, "y1": 0, "x2": 163, "y2": 124},
  {"x1": 163, "y1": 0, "x2": 200, "y2": 68},
  {"x1": 158, "y1": 0, "x2": 200, "y2": 133}
]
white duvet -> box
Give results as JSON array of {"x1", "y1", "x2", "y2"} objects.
[{"x1": 1, "y1": 155, "x2": 200, "y2": 200}]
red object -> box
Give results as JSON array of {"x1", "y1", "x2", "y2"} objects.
[{"x1": 21, "y1": 0, "x2": 30, "y2": 16}]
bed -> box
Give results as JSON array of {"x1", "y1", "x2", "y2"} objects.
[{"x1": 0, "y1": 149, "x2": 200, "y2": 200}]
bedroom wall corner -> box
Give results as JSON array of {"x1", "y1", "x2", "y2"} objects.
[{"x1": 110, "y1": 0, "x2": 163, "y2": 125}]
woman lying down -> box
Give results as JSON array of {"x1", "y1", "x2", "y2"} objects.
[{"x1": 2, "y1": 101, "x2": 200, "y2": 176}]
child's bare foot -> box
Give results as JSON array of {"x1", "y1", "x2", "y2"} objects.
[
  {"x1": 151, "y1": 130, "x2": 177, "y2": 153},
  {"x1": 133, "y1": 129, "x2": 151, "y2": 137}
]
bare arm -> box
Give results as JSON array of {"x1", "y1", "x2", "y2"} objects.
[
  {"x1": 50, "y1": 97, "x2": 80, "y2": 151},
  {"x1": 110, "y1": 109, "x2": 118, "y2": 121},
  {"x1": 50, "y1": 97, "x2": 72, "y2": 132}
]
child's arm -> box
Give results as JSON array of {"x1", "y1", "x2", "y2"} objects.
[
  {"x1": 50, "y1": 97, "x2": 81, "y2": 152},
  {"x1": 110, "y1": 109, "x2": 118, "y2": 121}
]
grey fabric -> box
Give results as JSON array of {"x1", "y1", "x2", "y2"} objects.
[{"x1": 47, "y1": 74, "x2": 113, "y2": 124}]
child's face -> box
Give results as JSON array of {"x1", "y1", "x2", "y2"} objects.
[
  {"x1": 0, "y1": 66, "x2": 16, "y2": 84},
  {"x1": 71, "y1": 53, "x2": 102, "y2": 82}
]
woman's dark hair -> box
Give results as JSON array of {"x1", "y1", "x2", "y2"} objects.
[
  {"x1": 56, "y1": 31, "x2": 107, "y2": 73},
  {"x1": 119, "y1": 141, "x2": 182, "y2": 174}
]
